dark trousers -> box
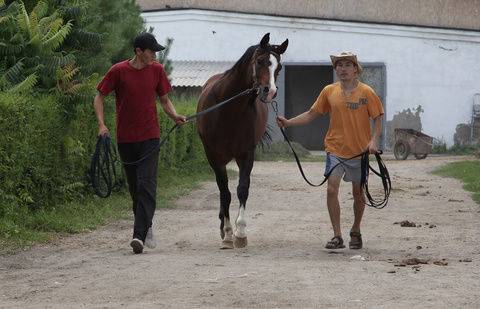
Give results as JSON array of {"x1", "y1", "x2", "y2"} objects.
[{"x1": 118, "y1": 138, "x2": 159, "y2": 242}]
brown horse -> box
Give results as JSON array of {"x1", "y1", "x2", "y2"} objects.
[{"x1": 197, "y1": 33, "x2": 288, "y2": 249}]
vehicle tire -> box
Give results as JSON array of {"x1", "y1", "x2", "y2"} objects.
[
  {"x1": 394, "y1": 141, "x2": 410, "y2": 160},
  {"x1": 414, "y1": 153, "x2": 427, "y2": 160}
]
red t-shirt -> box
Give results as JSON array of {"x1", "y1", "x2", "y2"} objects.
[{"x1": 97, "y1": 60, "x2": 172, "y2": 143}]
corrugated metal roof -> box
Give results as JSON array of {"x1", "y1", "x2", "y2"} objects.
[{"x1": 171, "y1": 60, "x2": 235, "y2": 87}]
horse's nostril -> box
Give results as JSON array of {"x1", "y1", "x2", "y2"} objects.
[{"x1": 263, "y1": 86, "x2": 269, "y2": 93}]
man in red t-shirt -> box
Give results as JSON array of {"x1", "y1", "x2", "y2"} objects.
[{"x1": 93, "y1": 32, "x2": 186, "y2": 254}]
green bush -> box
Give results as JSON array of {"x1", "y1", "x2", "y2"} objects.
[
  {"x1": 0, "y1": 92, "x2": 207, "y2": 218},
  {"x1": 0, "y1": 0, "x2": 210, "y2": 249},
  {"x1": 0, "y1": 92, "x2": 98, "y2": 210},
  {"x1": 0, "y1": 91, "x2": 210, "y2": 250},
  {"x1": 432, "y1": 138, "x2": 447, "y2": 154},
  {"x1": 0, "y1": 0, "x2": 145, "y2": 94},
  {"x1": 446, "y1": 144, "x2": 478, "y2": 155},
  {"x1": 432, "y1": 139, "x2": 478, "y2": 155},
  {"x1": 158, "y1": 95, "x2": 208, "y2": 171}
]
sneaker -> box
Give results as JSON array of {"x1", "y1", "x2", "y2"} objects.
[
  {"x1": 145, "y1": 227, "x2": 157, "y2": 249},
  {"x1": 130, "y1": 238, "x2": 144, "y2": 254}
]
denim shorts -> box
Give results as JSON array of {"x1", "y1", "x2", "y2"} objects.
[{"x1": 324, "y1": 153, "x2": 362, "y2": 183}]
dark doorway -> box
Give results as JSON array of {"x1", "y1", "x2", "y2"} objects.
[{"x1": 285, "y1": 65, "x2": 333, "y2": 150}]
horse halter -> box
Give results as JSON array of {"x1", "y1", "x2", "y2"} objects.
[{"x1": 252, "y1": 50, "x2": 282, "y2": 103}]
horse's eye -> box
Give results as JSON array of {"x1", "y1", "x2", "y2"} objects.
[{"x1": 257, "y1": 58, "x2": 270, "y2": 66}]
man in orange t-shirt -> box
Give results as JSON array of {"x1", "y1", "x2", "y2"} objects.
[{"x1": 276, "y1": 52, "x2": 384, "y2": 250}]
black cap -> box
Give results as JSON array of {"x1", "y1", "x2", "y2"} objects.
[{"x1": 133, "y1": 32, "x2": 165, "y2": 52}]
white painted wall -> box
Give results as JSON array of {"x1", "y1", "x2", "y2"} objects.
[{"x1": 143, "y1": 9, "x2": 480, "y2": 146}]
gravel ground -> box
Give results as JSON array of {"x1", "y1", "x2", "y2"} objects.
[{"x1": 1, "y1": 155, "x2": 479, "y2": 308}]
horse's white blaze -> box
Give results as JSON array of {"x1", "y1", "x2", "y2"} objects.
[
  {"x1": 266, "y1": 54, "x2": 278, "y2": 102},
  {"x1": 234, "y1": 206, "x2": 247, "y2": 238}
]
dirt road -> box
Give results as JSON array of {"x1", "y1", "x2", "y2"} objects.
[{"x1": 1, "y1": 155, "x2": 479, "y2": 308}]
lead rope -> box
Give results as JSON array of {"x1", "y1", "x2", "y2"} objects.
[
  {"x1": 119, "y1": 86, "x2": 259, "y2": 166},
  {"x1": 90, "y1": 86, "x2": 259, "y2": 197},
  {"x1": 360, "y1": 151, "x2": 391, "y2": 209},
  {"x1": 270, "y1": 100, "x2": 391, "y2": 208},
  {"x1": 89, "y1": 135, "x2": 124, "y2": 198}
]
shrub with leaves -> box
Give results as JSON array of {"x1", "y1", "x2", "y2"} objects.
[
  {"x1": 158, "y1": 95, "x2": 208, "y2": 171},
  {"x1": 1, "y1": 0, "x2": 144, "y2": 94},
  {"x1": 0, "y1": 0, "x2": 75, "y2": 92},
  {"x1": 56, "y1": 0, "x2": 144, "y2": 76},
  {"x1": 0, "y1": 0, "x2": 208, "y2": 239}
]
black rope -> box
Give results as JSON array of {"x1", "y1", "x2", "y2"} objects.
[
  {"x1": 360, "y1": 151, "x2": 391, "y2": 209},
  {"x1": 270, "y1": 100, "x2": 391, "y2": 208},
  {"x1": 89, "y1": 135, "x2": 124, "y2": 198},
  {"x1": 89, "y1": 86, "x2": 258, "y2": 197},
  {"x1": 119, "y1": 86, "x2": 259, "y2": 166}
]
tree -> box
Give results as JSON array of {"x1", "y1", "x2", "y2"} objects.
[
  {"x1": 0, "y1": 0, "x2": 146, "y2": 93},
  {"x1": 0, "y1": 0, "x2": 74, "y2": 92},
  {"x1": 58, "y1": 0, "x2": 144, "y2": 76}
]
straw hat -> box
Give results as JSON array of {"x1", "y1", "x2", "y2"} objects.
[{"x1": 330, "y1": 52, "x2": 362, "y2": 74}]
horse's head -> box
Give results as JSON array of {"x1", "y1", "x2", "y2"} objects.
[{"x1": 252, "y1": 33, "x2": 288, "y2": 103}]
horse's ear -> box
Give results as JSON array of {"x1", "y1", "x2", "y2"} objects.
[
  {"x1": 275, "y1": 39, "x2": 289, "y2": 55},
  {"x1": 260, "y1": 33, "x2": 270, "y2": 48}
]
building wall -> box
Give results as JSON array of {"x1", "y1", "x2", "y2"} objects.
[
  {"x1": 137, "y1": 0, "x2": 480, "y2": 31},
  {"x1": 144, "y1": 9, "x2": 480, "y2": 146}
]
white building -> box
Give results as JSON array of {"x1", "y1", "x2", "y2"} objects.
[{"x1": 139, "y1": 1, "x2": 480, "y2": 149}]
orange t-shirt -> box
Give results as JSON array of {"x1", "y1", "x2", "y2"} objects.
[{"x1": 310, "y1": 81, "x2": 384, "y2": 158}]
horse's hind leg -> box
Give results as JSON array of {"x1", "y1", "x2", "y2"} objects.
[
  {"x1": 234, "y1": 151, "x2": 254, "y2": 248},
  {"x1": 212, "y1": 164, "x2": 233, "y2": 249}
]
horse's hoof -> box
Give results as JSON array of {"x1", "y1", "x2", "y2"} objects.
[
  {"x1": 220, "y1": 239, "x2": 234, "y2": 249},
  {"x1": 233, "y1": 236, "x2": 248, "y2": 248}
]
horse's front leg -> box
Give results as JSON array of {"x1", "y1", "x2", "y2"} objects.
[{"x1": 234, "y1": 151, "x2": 254, "y2": 248}]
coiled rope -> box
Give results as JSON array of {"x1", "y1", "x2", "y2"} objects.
[
  {"x1": 89, "y1": 135, "x2": 124, "y2": 198},
  {"x1": 270, "y1": 100, "x2": 391, "y2": 209},
  {"x1": 89, "y1": 86, "x2": 259, "y2": 198}
]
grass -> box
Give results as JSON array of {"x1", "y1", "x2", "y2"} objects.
[
  {"x1": 0, "y1": 167, "x2": 214, "y2": 254},
  {"x1": 255, "y1": 141, "x2": 325, "y2": 162},
  {"x1": 257, "y1": 153, "x2": 325, "y2": 162},
  {"x1": 432, "y1": 143, "x2": 479, "y2": 155},
  {"x1": 0, "y1": 192, "x2": 131, "y2": 253},
  {"x1": 156, "y1": 167, "x2": 215, "y2": 208},
  {"x1": 432, "y1": 160, "x2": 480, "y2": 204}
]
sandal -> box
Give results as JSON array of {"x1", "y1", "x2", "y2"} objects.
[
  {"x1": 325, "y1": 236, "x2": 345, "y2": 249},
  {"x1": 349, "y1": 231, "x2": 363, "y2": 249}
]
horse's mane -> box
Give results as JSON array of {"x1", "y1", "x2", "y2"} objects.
[
  {"x1": 226, "y1": 44, "x2": 259, "y2": 74},
  {"x1": 220, "y1": 43, "x2": 273, "y2": 145}
]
